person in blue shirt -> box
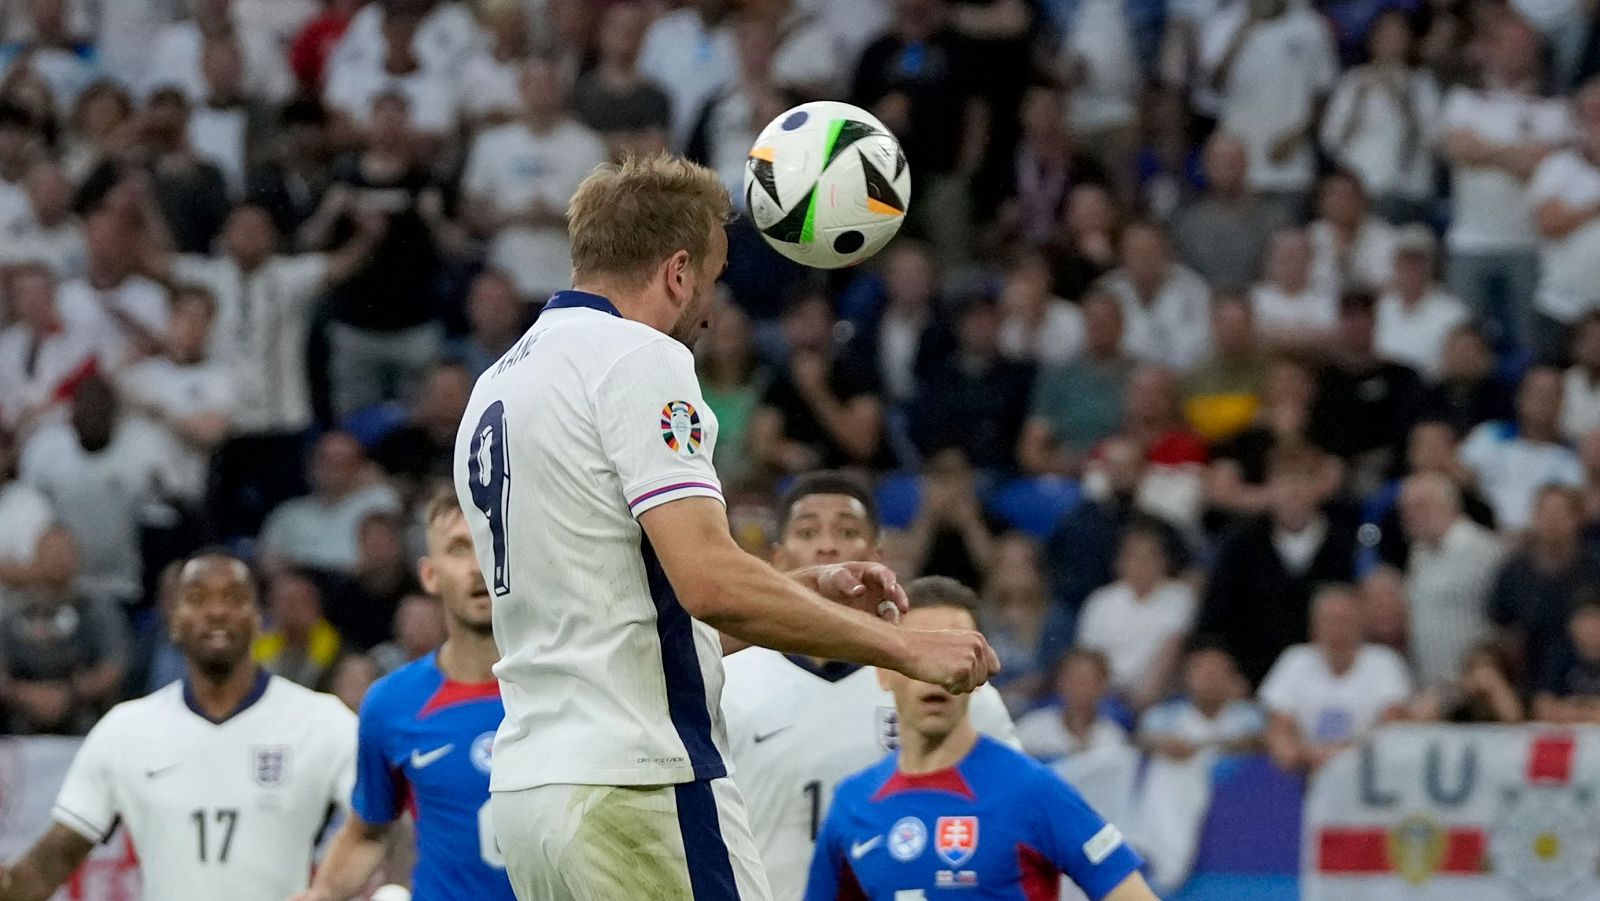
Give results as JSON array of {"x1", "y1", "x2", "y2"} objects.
[
  {"x1": 806, "y1": 578, "x2": 1157, "y2": 901},
  {"x1": 293, "y1": 488, "x2": 514, "y2": 901}
]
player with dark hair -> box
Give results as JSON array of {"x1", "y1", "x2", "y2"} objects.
[
  {"x1": 293, "y1": 488, "x2": 514, "y2": 901},
  {"x1": 0, "y1": 550, "x2": 356, "y2": 901},
  {"x1": 805, "y1": 576, "x2": 1158, "y2": 901},
  {"x1": 724, "y1": 475, "x2": 1018, "y2": 900}
]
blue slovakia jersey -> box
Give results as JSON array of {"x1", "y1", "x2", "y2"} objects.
[
  {"x1": 351, "y1": 652, "x2": 515, "y2": 901},
  {"x1": 805, "y1": 736, "x2": 1142, "y2": 900}
]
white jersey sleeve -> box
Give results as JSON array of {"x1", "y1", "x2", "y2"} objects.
[
  {"x1": 594, "y1": 338, "x2": 724, "y2": 517},
  {"x1": 52, "y1": 706, "x2": 127, "y2": 842},
  {"x1": 970, "y1": 684, "x2": 1022, "y2": 750}
]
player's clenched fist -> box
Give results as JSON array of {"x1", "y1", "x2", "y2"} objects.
[{"x1": 896, "y1": 629, "x2": 1001, "y2": 695}]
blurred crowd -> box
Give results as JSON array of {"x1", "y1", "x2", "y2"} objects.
[{"x1": 2, "y1": 0, "x2": 1600, "y2": 802}]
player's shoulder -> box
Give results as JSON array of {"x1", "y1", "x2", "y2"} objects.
[
  {"x1": 359, "y1": 654, "x2": 442, "y2": 717},
  {"x1": 720, "y1": 646, "x2": 790, "y2": 683},
  {"x1": 968, "y1": 734, "x2": 1057, "y2": 788},
  {"x1": 89, "y1": 681, "x2": 184, "y2": 736},
  {"x1": 834, "y1": 751, "x2": 900, "y2": 806},
  {"x1": 263, "y1": 674, "x2": 357, "y2": 726}
]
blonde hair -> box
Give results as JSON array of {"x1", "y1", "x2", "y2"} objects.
[{"x1": 567, "y1": 154, "x2": 732, "y2": 287}]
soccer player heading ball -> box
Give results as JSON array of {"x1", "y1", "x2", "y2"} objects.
[{"x1": 452, "y1": 154, "x2": 998, "y2": 900}]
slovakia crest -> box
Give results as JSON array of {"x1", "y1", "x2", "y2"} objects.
[
  {"x1": 936, "y1": 816, "x2": 979, "y2": 867},
  {"x1": 251, "y1": 745, "x2": 291, "y2": 787},
  {"x1": 660, "y1": 401, "x2": 703, "y2": 455}
]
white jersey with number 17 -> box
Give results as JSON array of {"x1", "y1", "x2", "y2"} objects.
[{"x1": 454, "y1": 290, "x2": 731, "y2": 791}]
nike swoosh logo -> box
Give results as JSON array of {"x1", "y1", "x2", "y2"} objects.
[
  {"x1": 145, "y1": 764, "x2": 180, "y2": 779},
  {"x1": 410, "y1": 744, "x2": 455, "y2": 768},
  {"x1": 753, "y1": 726, "x2": 792, "y2": 744},
  {"x1": 851, "y1": 835, "x2": 883, "y2": 860}
]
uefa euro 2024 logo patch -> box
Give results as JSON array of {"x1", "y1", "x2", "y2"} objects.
[{"x1": 660, "y1": 400, "x2": 703, "y2": 455}]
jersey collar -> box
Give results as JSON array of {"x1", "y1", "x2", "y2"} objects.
[
  {"x1": 182, "y1": 667, "x2": 272, "y2": 725},
  {"x1": 544, "y1": 290, "x2": 622, "y2": 317},
  {"x1": 783, "y1": 654, "x2": 863, "y2": 683}
]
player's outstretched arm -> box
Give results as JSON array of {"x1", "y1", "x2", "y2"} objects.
[
  {"x1": 1102, "y1": 871, "x2": 1161, "y2": 901},
  {"x1": 0, "y1": 823, "x2": 94, "y2": 901},
  {"x1": 640, "y1": 497, "x2": 999, "y2": 693},
  {"x1": 288, "y1": 816, "x2": 393, "y2": 901}
]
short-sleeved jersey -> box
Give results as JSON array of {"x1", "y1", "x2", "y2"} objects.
[
  {"x1": 453, "y1": 290, "x2": 729, "y2": 789},
  {"x1": 806, "y1": 736, "x2": 1142, "y2": 901},
  {"x1": 722, "y1": 650, "x2": 1021, "y2": 900},
  {"x1": 52, "y1": 672, "x2": 356, "y2": 901},
  {"x1": 351, "y1": 652, "x2": 515, "y2": 900}
]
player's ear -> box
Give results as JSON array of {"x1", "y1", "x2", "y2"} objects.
[
  {"x1": 418, "y1": 556, "x2": 438, "y2": 596},
  {"x1": 666, "y1": 250, "x2": 692, "y2": 301}
]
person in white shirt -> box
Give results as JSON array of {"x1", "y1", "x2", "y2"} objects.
[
  {"x1": 689, "y1": 14, "x2": 790, "y2": 212},
  {"x1": 1309, "y1": 170, "x2": 1398, "y2": 297},
  {"x1": 456, "y1": 156, "x2": 994, "y2": 901},
  {"x1": 722, "y1": 475, "x2": 1018, "y2": 901},
  {"x1": 873, "y1": 240, "x2": 939, "y2": 406},
  {"x1": 1099, "y1": 221, "x2": 1213, "y2": 371},
  {"x1": 56, "y1": 211, "x2": 170, "y2": 370},
  {"x1": 1529, "y1": 79, "x2": 1600, "y2": 361},
  {"x1": 1398, "y1": 472, "x2": 1504, "y2": 687},
  {"x1": 456, "y1": 0, "x2": 529, "y2": 127},
  {"x1": 258, "y1": 431, "x2": 402, "y2": 576},
  {"x1": 1562, "y1": 312, "x2": 1600, "y2": 440},
  {"x1": 1015, "y1": 648, "x2": 1131, "y2": 761},
  {"x1": 115, "y1": 286, "x2": 235, "y2": 508},
  {"x1": 326, "y1": 0, "x2": 484, "y2": 84},
  {"x1": 0, "y1": 549, "x2": 358, "y2": 901},
  {"x1": 1077, "y1": 525, "x2": 1198, "y2": 708},
  {"x1": 0, "y1": 430, "x2": 54, "y2": 611},
  {"x1": 638, "y1": 0, "x2": 739, "y2": 151},
  {"x1": 0, "y1": 160, "x2": 85, "y2": 279},
  {"x1": 0, "y1": 262, "x2": 98, "y2": 434},
  {"x1": 462, "y1": 56, "x2": 608, "y2": 301},
  {"x1": 1319, "y1": 10, "x2": 1442, "y2": 222},
  {"x1": 1375, "y1": 225, "x2": 1470, "y2": 378},
  {"x1": 140, "y1": 0, "x2": 294, "y2": 105},
  {"x1": 1460, "y1": 366, "x2": 1584, "y2": 529},
  {"x1": 998, "y1": 244, "x2": 1084, "y2": 366},
  {"x1": 323, "y1": 9, "x2": 460, "y2": 139},
  {"x1": 1260, "y1": 585, "x2": 1412, "y2": 771},
  {"x1": 1251, "y1": 227, "x2": 1338, "y2": 349},
  {"x1": 1440, "y1": 11, "x2": 1572, "y2": 347}
]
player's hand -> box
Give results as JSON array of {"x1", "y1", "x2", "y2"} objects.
[
  {"x1": 804, "y1": 561, "x2": 909, "y2": 623},
  {"x1": 898, "y1": 629, "x2": 1001, "y2": 695}
]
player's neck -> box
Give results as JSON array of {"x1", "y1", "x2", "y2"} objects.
[
  {"x1": 896, "y1": 720, "x2": 979, "y2": 775},
  {"x1": 570, "y1": 279, "x2": 674, "y2": 335},
  {"x1": 437, "y1": 631, "x2": 499, "y2": 684},
  {"x1": 186, "y1": 662, "x2": 262, "y2": 721}
]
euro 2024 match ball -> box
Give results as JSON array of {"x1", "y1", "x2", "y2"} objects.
[{"x1": 744, "y1": 100, "x2": 912, "y2": 269}]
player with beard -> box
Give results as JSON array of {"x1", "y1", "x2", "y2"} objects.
[
  {"x1": 294, "y1": 488, "x2": 515, "y2": 900},
  {"x1": 0, "y1": 551, "x2": 357, "y2": 901}
]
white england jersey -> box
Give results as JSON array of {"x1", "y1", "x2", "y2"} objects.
[
  {"x1": 51, "y1": 673, "x2": 356, "y2": 901},
  {"x1": 720, "y1": 649, "x2": 1022, "y2": 900},
  {"x1": 454, "y1": 291, "x2": 730, "y2": 790}
]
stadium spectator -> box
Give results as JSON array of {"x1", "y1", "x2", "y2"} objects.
[
  {"x1": 979, "y1": 531, "x2": 1050, "y2": 710},
  {"x1": 0, "y1": 526, "x2": 128, "y2": 735},
  {"x1": 188, "y1": 36, "x2": 274, "y2": 200},
  {"x1": 56, "y1": 209, "x2": 169, "y2": 368},
  {"x1": 1562, "y1": 313, "x2": 1600, "y2": 440},
  {"x1": 253, "y1": 567, "x2": 342, "y2": 688},
  {"x1": 1002, "y1": 84, "x2": 1109, "y2": 249},
  {"x1": 1312, "y1": 291, "x2": 1424, "y2": 477},
  {"x1": 1182, "y1": 293, "x2": 1267, "y2": 444},
  {"x1": 0, "y1": 429, "x2": 53, "y2": 608},
  {"x1": 1076, "y1": 524, "x2": 1197, "y2": 707},
  {"x1": 1318, "y1": 10, "x2": 1442, "y2": 223},
  {"x1": 1532, "y1": 592, "x2": 1600, "y2": 722},
  {"x1": 107, "y1": 87, "x2": 233, "y2": 253},
  {"x1": 1014, "y1": 647, "x2": 1130, "y2": 760},
  {"x1": 1101, "y1": 221, "x2": 1212, "y2": 371},
  {"x1": 244, "y1": 97, "x2": 335, "y2": 242},
  {"x1": 1414, "y1": 642, "x2": 1524, "y2": 723},
  {"x1": 1308, "y1": 170, "x2": 1397, "y2": 296},
  {"x1": 0, "y1": 262, "x2": 98, "y2": 434},
  {"x1": 750, "y1": 292, "x2": 886, "y2": 472},
  {"x1": 1419, "y1": 323, "x2": 1517, "y2": 433},
  {"x1": 1200, "y1": 448, "x2": 1358, "y2": 686},
  {"x1": 1138, "y1": 645, "x2": 1264, "y2": 760},
  {"x1": 142, "y1": 0, "x2": 294, "y2": 105},
  {"x1": 1171, "y1": 132, "x2": 1287, "y2": 294},
  {"x1": 687, "y1": 12, "x2": 788, "y2": 206},
  {"x1": 61, "y1": 80, "x2": 132, "y2": 185},
  {"x1": 447, "y1": 269, "x2": 527, "y2": 379},
  {"x1": 1018, "y1": 290, "x2": 1135, "y2": 475},
  {"x1": 327, "y1": 650, "x2": 379, "y2": 712},
  {"x1": 1398, "y1": 472, "x2": 1504, "y2": 687},
  {"x1": 696, "y1": 300, "x2": 766, "y2": 487},
  {"x1": 1374, "y1": 225, "x2": 1469, "y2": 378},
  {"x1": 571, "y1": 2, "x2": 671, "y2": 160},
  {"x1": 996, "y1": 244, "x2": 1083, "y2": 366},
  {"x1": 895, "y1": 448, "x2": 997, "y2": 589},
  {"x1": 1251, "y1": 228, "x2": 1338, "y2": 351},
  {"x1": 0, "y1": 0, "x2": 96, "y2": 112},
  {"x1": 287, "y1": 0, "x2": 363, "y2": 92},
  {"x1": 638, "y1": 0, "x2": 736, "y2": 151},
  {"x1": 18, "y1": 374, "x2": 178, "y2": 606},
  {"x1": 1440, "y1": 10, "x2": 1570, "y2": 347},
  {"x1": 1530, "y1": 79, "x2": 1600, "y2": 361},
  {"x1": 0, "y1": 100, "x2": 34, "y2": 224},
  {"x1": 0, "y1": 160, "x2": 85, "y2": 278},
  {"x1": 257, "y1": 430, "x2": 402, "y2": 576},
  {"x1": 326, "y1": 0, "x2": 484, "y2": 86},
  {"x1": 315, "y1": 511, "x2": 421, "y2": 652},
  {"x1": 370, "y1": 360, "x2": 472, "y2": 489},
  {"x1": 1120, "y1": 365, "x2": 1208, "y2": 527},
  {"x1": 909, "y1": 295, "x2": 1034, "y2": 470},
  {"x1": 1460, "y1": 365, "x2": 1583, "y2": 530},
  {"x1": 456, "y1": 0, "x2": 530, "y2": 128},
  {"x1": 863, "y1": 241, "x2": 939, "y2": 407},
  {"x1": 1205, "y1": 355, "x2": 1341, "y2": 523},
  {"x1": 322, "y1": 8, "x2": 459, "y2": 138},
  {"x1": 370, "y1": 592, "x2": 445, "y2": 674},
  {"x1": 1363, "y1": 418, "x2": 1497, "y2": 571},
  {"x1": 1046, "y1": 181, "x2": 1119, "y2": 302},
  {"x1": 463, "y1": 56, "x2": 607, "y2": 302},
  {"x1": 1491, "y1": 485, "x2": 1600, "y2": 687},
  {"x1": 1260, "y1": 585, "x2": 1411, "y2": 772}
]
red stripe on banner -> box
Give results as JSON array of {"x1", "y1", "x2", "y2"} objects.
[
  {"x1": 1528, "y1": 732, "x2": 1576, "y2": 784},
  {"x1": 1318, "y1": 828, "x2": 1486, "y2": 873}
]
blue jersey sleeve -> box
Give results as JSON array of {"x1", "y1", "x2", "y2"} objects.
[
  {"x1": 1029, "y1": 768, "x2": 1142, "y2": 901},
  {"x1": 803, "y1": 791, "x2": 869, "y2": 901},
  {"x1": 349, "y1": 688, "x2": 405, "y2": 825}
]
